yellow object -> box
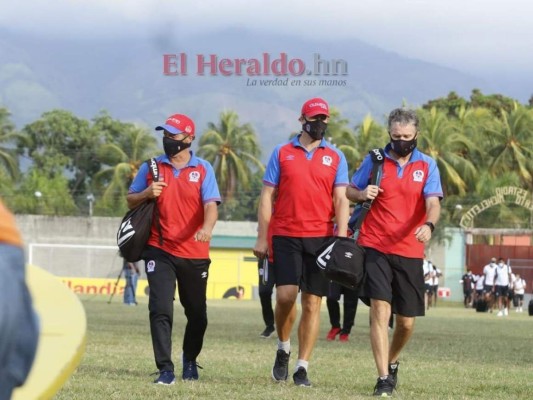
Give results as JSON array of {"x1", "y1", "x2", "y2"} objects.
[
  {"x1": 58, "y1": 249, "x2": 260, "y2": 300},
  {"x1": 12, "y1": 265, "x2": 87, "y2": 400}
]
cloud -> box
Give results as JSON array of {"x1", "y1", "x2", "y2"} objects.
[{"x1": 1, "y1": 0, "x2": 532, "y2": 74}]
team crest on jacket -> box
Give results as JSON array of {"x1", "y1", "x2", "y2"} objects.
[
  {"x1": 147, "y1": 260, "x2": 156, "y2": 273},
  {"x1": 189, "y1": 171, "x2": 200, "y2": 182},
  {"x1": 413, "y1": 170, "x2": 424, "y2": 182},
  {"x1": 322, "y1": 155, "x2": 332, "y2": 166}
]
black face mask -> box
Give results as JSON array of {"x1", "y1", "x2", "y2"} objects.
[
  {"x1": 302, "y1": 119, "x2": 327, "y2": 140},
  {"x1": 390, "y1": 137, "x2": 417, "y2": 157},
  {"x1": 163, "y1": 136, "x2": 191, "y2": 158}
]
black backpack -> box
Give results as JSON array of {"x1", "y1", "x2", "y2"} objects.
[{"x1": 117, "y1": 158, "x2": 162, "y2": 262}]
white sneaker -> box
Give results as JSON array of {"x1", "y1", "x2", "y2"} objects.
[
  {"x1": 503, "y1": 308, "x2": 508, "y2": 316},
  {"x1": 497, "y1": 311, "x2": 503, "y2": 317}
]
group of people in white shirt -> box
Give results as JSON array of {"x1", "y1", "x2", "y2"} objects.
[
  {"x1": 423, "y1": 257, "x2": 442, "y2": 310},
  {"x1": 464, "y1": 257, "x2": 527, "y2": 314}
]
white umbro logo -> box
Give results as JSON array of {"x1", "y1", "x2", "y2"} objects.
[
  {"x1": 201, "y1": 272, "x2": 208, "y2": 279},
  {"x1": 344, "y1": 252, "x2": 353, "y2": 258}
]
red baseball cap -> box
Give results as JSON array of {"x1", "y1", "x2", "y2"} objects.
[
  {"x1": 155, "y1": 114, "x2": 195, "y2": 137},
  {"x1": 301, "y1": 98, "x2": 329, "y2": 118}
]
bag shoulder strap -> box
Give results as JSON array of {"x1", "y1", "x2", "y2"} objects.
[
  {"x1": 352, "y1": 148, "x2": 385, "y2": 231},
  {"x1": 145, "y1": 158, "x2": 163, "y2": 245},
  {"x1": 146, "y1": 158, "x2": 159, "y2": 182}
]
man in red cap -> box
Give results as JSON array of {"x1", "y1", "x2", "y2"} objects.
[
  {"x1": 127, "y1": 113, "x2": 221, "y2": 385},
  {"x1": 253, "y1": 98, "x2": 350, "y2": 387}
]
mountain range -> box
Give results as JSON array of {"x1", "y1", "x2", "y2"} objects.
[{"x1": 0, "y1": 27, "x2": 504, "y2": 160}]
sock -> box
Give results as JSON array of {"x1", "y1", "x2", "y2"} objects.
[
  {"x1": 278, "y1": 339, "x2": 290, "y2": 354},
  {"x1": 295, "y1": 359, "x2": 308, "y2": 372}
]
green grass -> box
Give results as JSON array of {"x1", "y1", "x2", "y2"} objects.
[{"x1": 56, "y1": 296, "x2": 533, "y2": 399}]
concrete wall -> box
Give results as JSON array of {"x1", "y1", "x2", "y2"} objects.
[
  {"x1": 441, "y1": 228, "x2": 467, "y2": 302},
  {"x1": 15, "y1": 215, "x2": 258, "y2": 279},
  {"x1": 15, "y1": 215, "x2": 464, "y2": 302}
]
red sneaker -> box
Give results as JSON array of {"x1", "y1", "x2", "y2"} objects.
[
  {"x1": 339, "y1": 333, "x2": 349, "y2": 342},
  {"x1": 326, "y1": 327, "x2": 341, "y2": 341}
]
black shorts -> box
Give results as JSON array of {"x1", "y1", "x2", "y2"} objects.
[
  {"x1": 494, "y1": 285, "x2": 509, "y2": 297},
  {"x1": 431, "y1": 285, "x2": 438, "y2": 295},
  {"x1": 363, "y1": 247, "x2": 425, "y2": 317},
  {"x1": 484, "y1": 285, "x2": 494, "y2": 293},
  {"x1": 424, "y1": 283, "x2": 433, "y2": 294},
  {"x1": 272, "y1": 235, "x2": 331, "y2": 297}
]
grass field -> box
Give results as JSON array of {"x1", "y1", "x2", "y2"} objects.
[{"x1": 56, "y1": 296, "x2": 533, "y2": 399}]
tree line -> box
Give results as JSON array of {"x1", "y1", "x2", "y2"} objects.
[{"x1": 0, "y1": 89, "x2": 532, "y2": 232}]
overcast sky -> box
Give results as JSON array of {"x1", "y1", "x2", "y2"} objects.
[{"x1": 1, "y1": 0, "x2": 532, "y2": 76}]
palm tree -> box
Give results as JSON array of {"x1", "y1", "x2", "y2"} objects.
[
  {"x1": 93, "y1": 125, "x2": 158, "y2": 215},
  {"x1": 417, "y1": 107, "x2": 477, "y2": 196},
  {"x1": 353, "y1": 114, "x2": 389, "y2": 169},
  {"x1": 197, "y1": 111, "x2": 264, "y2": 201},
  {"x1": 323, "y1": 108, "x2": 358, "y2": 173},
  {"x1": 0, "y1": 108, "x2": 20, "y2": 182},
  {"x1": 484, "y1": 105, "x2": 533, "y2": 188}
]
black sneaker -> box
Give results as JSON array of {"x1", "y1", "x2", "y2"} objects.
[
  {"x1": 153, "y1": 370, "x2": 175, "y2": 385},
  {"x1": 293, "y1": 367, "x2": 311, "y2": 387},
  {"x1": 182, "y1": 355, "x2": 203, "y2": 381},
  {"x1": 260, "y1": 325, "x2": 276, "y2": 338},
  {"x1": 373, "y1": 376, "x2": 395, "y2": 397},
  {"x1": 271, "y1": 350, "x2": 290, "y2": 381},
  {"x1": 388, "y1": 361, "x2": 399, "y2": 388}
]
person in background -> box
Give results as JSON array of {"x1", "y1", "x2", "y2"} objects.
[
  {"x1": 258, "y1": 257, "x2": 276, "y2": 338},
  {"x1": 508, "y1": 270, "x2": 516, "y2": 311},
  {"x1": 253, "y1": 97, "x2": 349, "y2": 387},
  {"x1": 346, "y1": 108, "x2": 442, "y2": 397},
  {"x1": 483, "y1": 257, "x2": 498, "y2": 313},
  {"x1": 127, "y1": 113, "x2": 221, "y2": 385},
  {"x1": 326, "y1": 203, "x2": 359, "y2": 342},
  {"x1": 123, "y1": 259, "x2": 140, "y2": 306},
  {"x1": 494, "y1": 257, "x2": 512, "y2": 317},
  {"x1": 430, "y1": 263, "x2": 442, "y2": 308},
  {"x1": 512, "y1": 273, "x2": 526, "y2": 313},
  {"x1": 423, "y1": 256, "x2": 433, "y2": 310},
  {"x1": 326, "y1": 282, "x2": 359, "y2": 342},
  {"x1": 0, "y1": 198, "x2": 39, "y2": 400},
  {"x1": 460, "y1": 268, "x2": 475, "y2": 308},
  {"x1": 258, "y1": 202, "x2": 277, "y2": 339},
  {"x1": 473, "y1": 274, "x2": 485, "y2": 309}
]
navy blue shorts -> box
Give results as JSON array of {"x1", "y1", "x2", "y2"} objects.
[{"x1": 494, "y1": 285, "x2": 509, "y2": 297}]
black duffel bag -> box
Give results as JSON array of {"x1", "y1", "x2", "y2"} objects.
[
  {"x1": 117, "y1": 199, "x2": 157, "y2": 262},
  {"x1": 316, "y1": 237, "x2": 366, "y2": 290},
  {"x1": 116, "y1": 158, "x2": 162, "y2": 262}
]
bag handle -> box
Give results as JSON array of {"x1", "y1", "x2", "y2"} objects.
[
  {"x1": 148, "y1": 157, "x2": 159, "y2": 182},
  {"x1": 146, "y1": 158, "x2": 163, "y2": 245},
  {"x1": 352, "y1": 148, "x2": 385, "y2": 231}
]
